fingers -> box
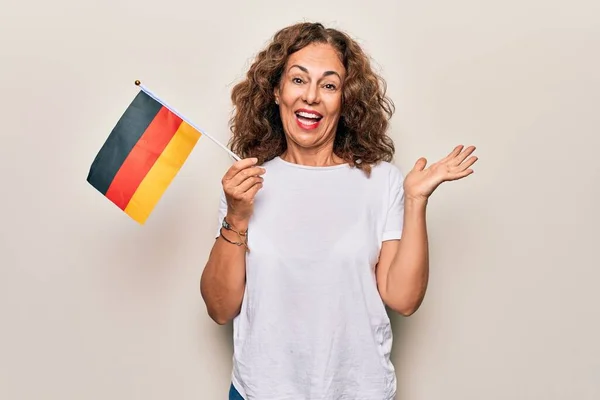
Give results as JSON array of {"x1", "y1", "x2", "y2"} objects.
[
  {"x1": 449, "y1": 168, "x2": 474, "y2": 180},
  {"x1": 448, "y1": 155, "x2": 477, "y2": 171},
  {"x1": 222, "y1": 157, "x2": 259, "y2": 181},
  {"x1": 413, "y1": 157, "x2": 428, "y2": 171},
  {"x1": 442, "y1": 144, "x2": 478, "y2": 164},
  {"x1": 453, "y1": 145, "x2": 476, "y2": 166},
  {"x1": 460, "y1": 155, "x2": 478, "y2": 170},
  {"x1": 228, "y1": 175, "x2": 263, "y2": 205},
  {"x1": 222, "y1": 157, "x2": 265, "y2": 203},
  {"x1": 227, "y1": 166, "x2": 266, "y2": 188},
  {"x1": 234, "y1": 174, "x2": 264, "y2": 196},
  {"x1": 441, "y1": 145, "x2": 464, "y2": 162},
  {"x1": 440, "y1": 144, "x2": 478, "y2": 182},
  {"x1": 448, "y1": 155, "x2": 477, "y2": 180},
  {"x1": 244, "y1": 180, "x2": 263, "y2": 202},
  {"x1": 222, "y1": 157, "x2": 266, "y2": 189}
]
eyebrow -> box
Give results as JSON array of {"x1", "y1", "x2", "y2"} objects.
[{"x1": 288, "y1": 64, "x2": 342, "y2": 80}]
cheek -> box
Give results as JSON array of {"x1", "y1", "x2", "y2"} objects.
[
  {"x1": 325, "y1": 99, "x2": 343, "y2": 118},
  {"x1": 280, "y1": 85, "x2": 301, "y2": 105},
  {"x1": 327, "y1": 107, "x2": 341, "y2": 120}
]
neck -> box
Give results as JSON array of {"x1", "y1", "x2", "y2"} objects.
[{"x1": 280, "y1": 144, "x2": 345, "y2": 167}]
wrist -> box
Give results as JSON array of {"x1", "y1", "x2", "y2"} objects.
[
  {"x1": 225, "y1": 214, "x2": 250, "y2": 231},
  {"x1": 404, "y1": 196, "x2": 428, "y2": 209}
]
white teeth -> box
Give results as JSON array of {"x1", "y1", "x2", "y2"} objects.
[{"x1": 297, "y1": 111, "x2": 321, "y2": 119}]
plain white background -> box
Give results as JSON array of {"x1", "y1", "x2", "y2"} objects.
[{"x1": 1, "y1": 0, "x2": 599, "y2": 399}]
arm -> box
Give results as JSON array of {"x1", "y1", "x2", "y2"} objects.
[
  {"x1": 200, "y1": 158, "x2": 265, "y2": 325},
  {"x1": 376, "y1": 145, "x2": 477, "y2": 316},
  {"x1": 201, "y1": 215, "x2": 250, "y2": 325},
  {"x1": 376, "y1": 198, "x2": 429, "y2": 316}
]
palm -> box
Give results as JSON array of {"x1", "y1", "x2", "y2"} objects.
[{"x1": 404, "y1": 145, "x2": 478, "y2": 201}]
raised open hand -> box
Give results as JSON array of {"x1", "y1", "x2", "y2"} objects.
[{"x1": 403, "y1": 145, "x2": 478, "y2": 202}]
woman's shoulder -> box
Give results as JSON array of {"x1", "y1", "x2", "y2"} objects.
[{"x1": 369, "y1": 160, "x2": 404, "y2": 180}]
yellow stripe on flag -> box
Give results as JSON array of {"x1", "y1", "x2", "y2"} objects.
[{"x1": 124, "y1": 121, "x2": 201, "y2": 224}]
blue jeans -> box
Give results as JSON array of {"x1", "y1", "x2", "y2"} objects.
[{"x1": 229, "y1": 383, "x2": 244, "y2": 400}]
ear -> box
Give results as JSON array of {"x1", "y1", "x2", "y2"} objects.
[{"x1": 273, "y1": 87, "x2": 280, "y2": 105}]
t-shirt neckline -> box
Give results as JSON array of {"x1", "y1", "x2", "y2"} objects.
[{"x1": 273, "y1": 156, "x2": 350, "y2": 170}]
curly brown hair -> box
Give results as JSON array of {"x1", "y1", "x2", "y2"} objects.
[{"x1": 228, "y1": 22, "x2": 395, "y2": 173}]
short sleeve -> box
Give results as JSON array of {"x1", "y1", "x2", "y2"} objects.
[
  {"x1": 214, "y1": 188, "x2": 228, "y2": 239},
  {"x1": 382, "y1": 165, "x2": 404, "y2": 241}
]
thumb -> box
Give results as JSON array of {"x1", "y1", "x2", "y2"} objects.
[{"x1": 413, "y1": 157, "x2": 427, "y2": 172}]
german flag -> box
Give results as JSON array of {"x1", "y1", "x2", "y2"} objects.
[{"x1": 87, "y1": 88, "x2": 201, "y2": 224}]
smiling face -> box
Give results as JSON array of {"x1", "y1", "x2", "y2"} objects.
[{"x1": 274, "y1": 42, "x2": 346, "y2": 162}]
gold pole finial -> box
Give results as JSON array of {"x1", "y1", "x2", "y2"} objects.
[{"x1": 134, "y1": 80, "x2": 141, "y2": 86}]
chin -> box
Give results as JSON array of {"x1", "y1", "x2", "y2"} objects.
[
  {"x1": 283, "y1": 115, "x2": 337, "y2": 148},
  {"x1": 289, "y1": 127, "x2": 325, "y2": 142},
  {"x1": 289, "y1": 136, "x2": 320, "y2": 149}
]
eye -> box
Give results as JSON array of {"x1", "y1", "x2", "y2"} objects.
[
  {"x1": 323, "y1": 83, "x2": 337, "y2": 90},
  {"x1": 292, "y1": 77, "x2": 304, "y2": 84}
]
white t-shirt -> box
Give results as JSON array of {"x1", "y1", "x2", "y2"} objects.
[{"x1": 215, "y1": 156, "x2": 405, "y2": 400}]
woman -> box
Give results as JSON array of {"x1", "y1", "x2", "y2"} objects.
[{"x1": 200, "y1": 22, "x2": 477, "y2": 400}]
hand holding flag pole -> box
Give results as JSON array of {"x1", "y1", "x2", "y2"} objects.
[{"x1": 87, "y1": 80, "x2": 240, "y2": 224}]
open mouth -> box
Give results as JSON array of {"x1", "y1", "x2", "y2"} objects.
[{"x1": 295, "y1": 109, "x2": 323, "y2": 130}]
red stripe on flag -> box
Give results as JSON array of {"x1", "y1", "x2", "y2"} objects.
[{"x1": 105, "y1": 106, "x2": 183, "y2": 210}]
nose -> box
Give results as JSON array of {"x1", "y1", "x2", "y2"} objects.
[{"x1": 302, "y1": 82, "x2": 320, "y2": 105}]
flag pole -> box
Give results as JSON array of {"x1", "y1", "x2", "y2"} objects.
[{"x1": 134, "y1": 80, "x2": 241, "y2": 161}]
